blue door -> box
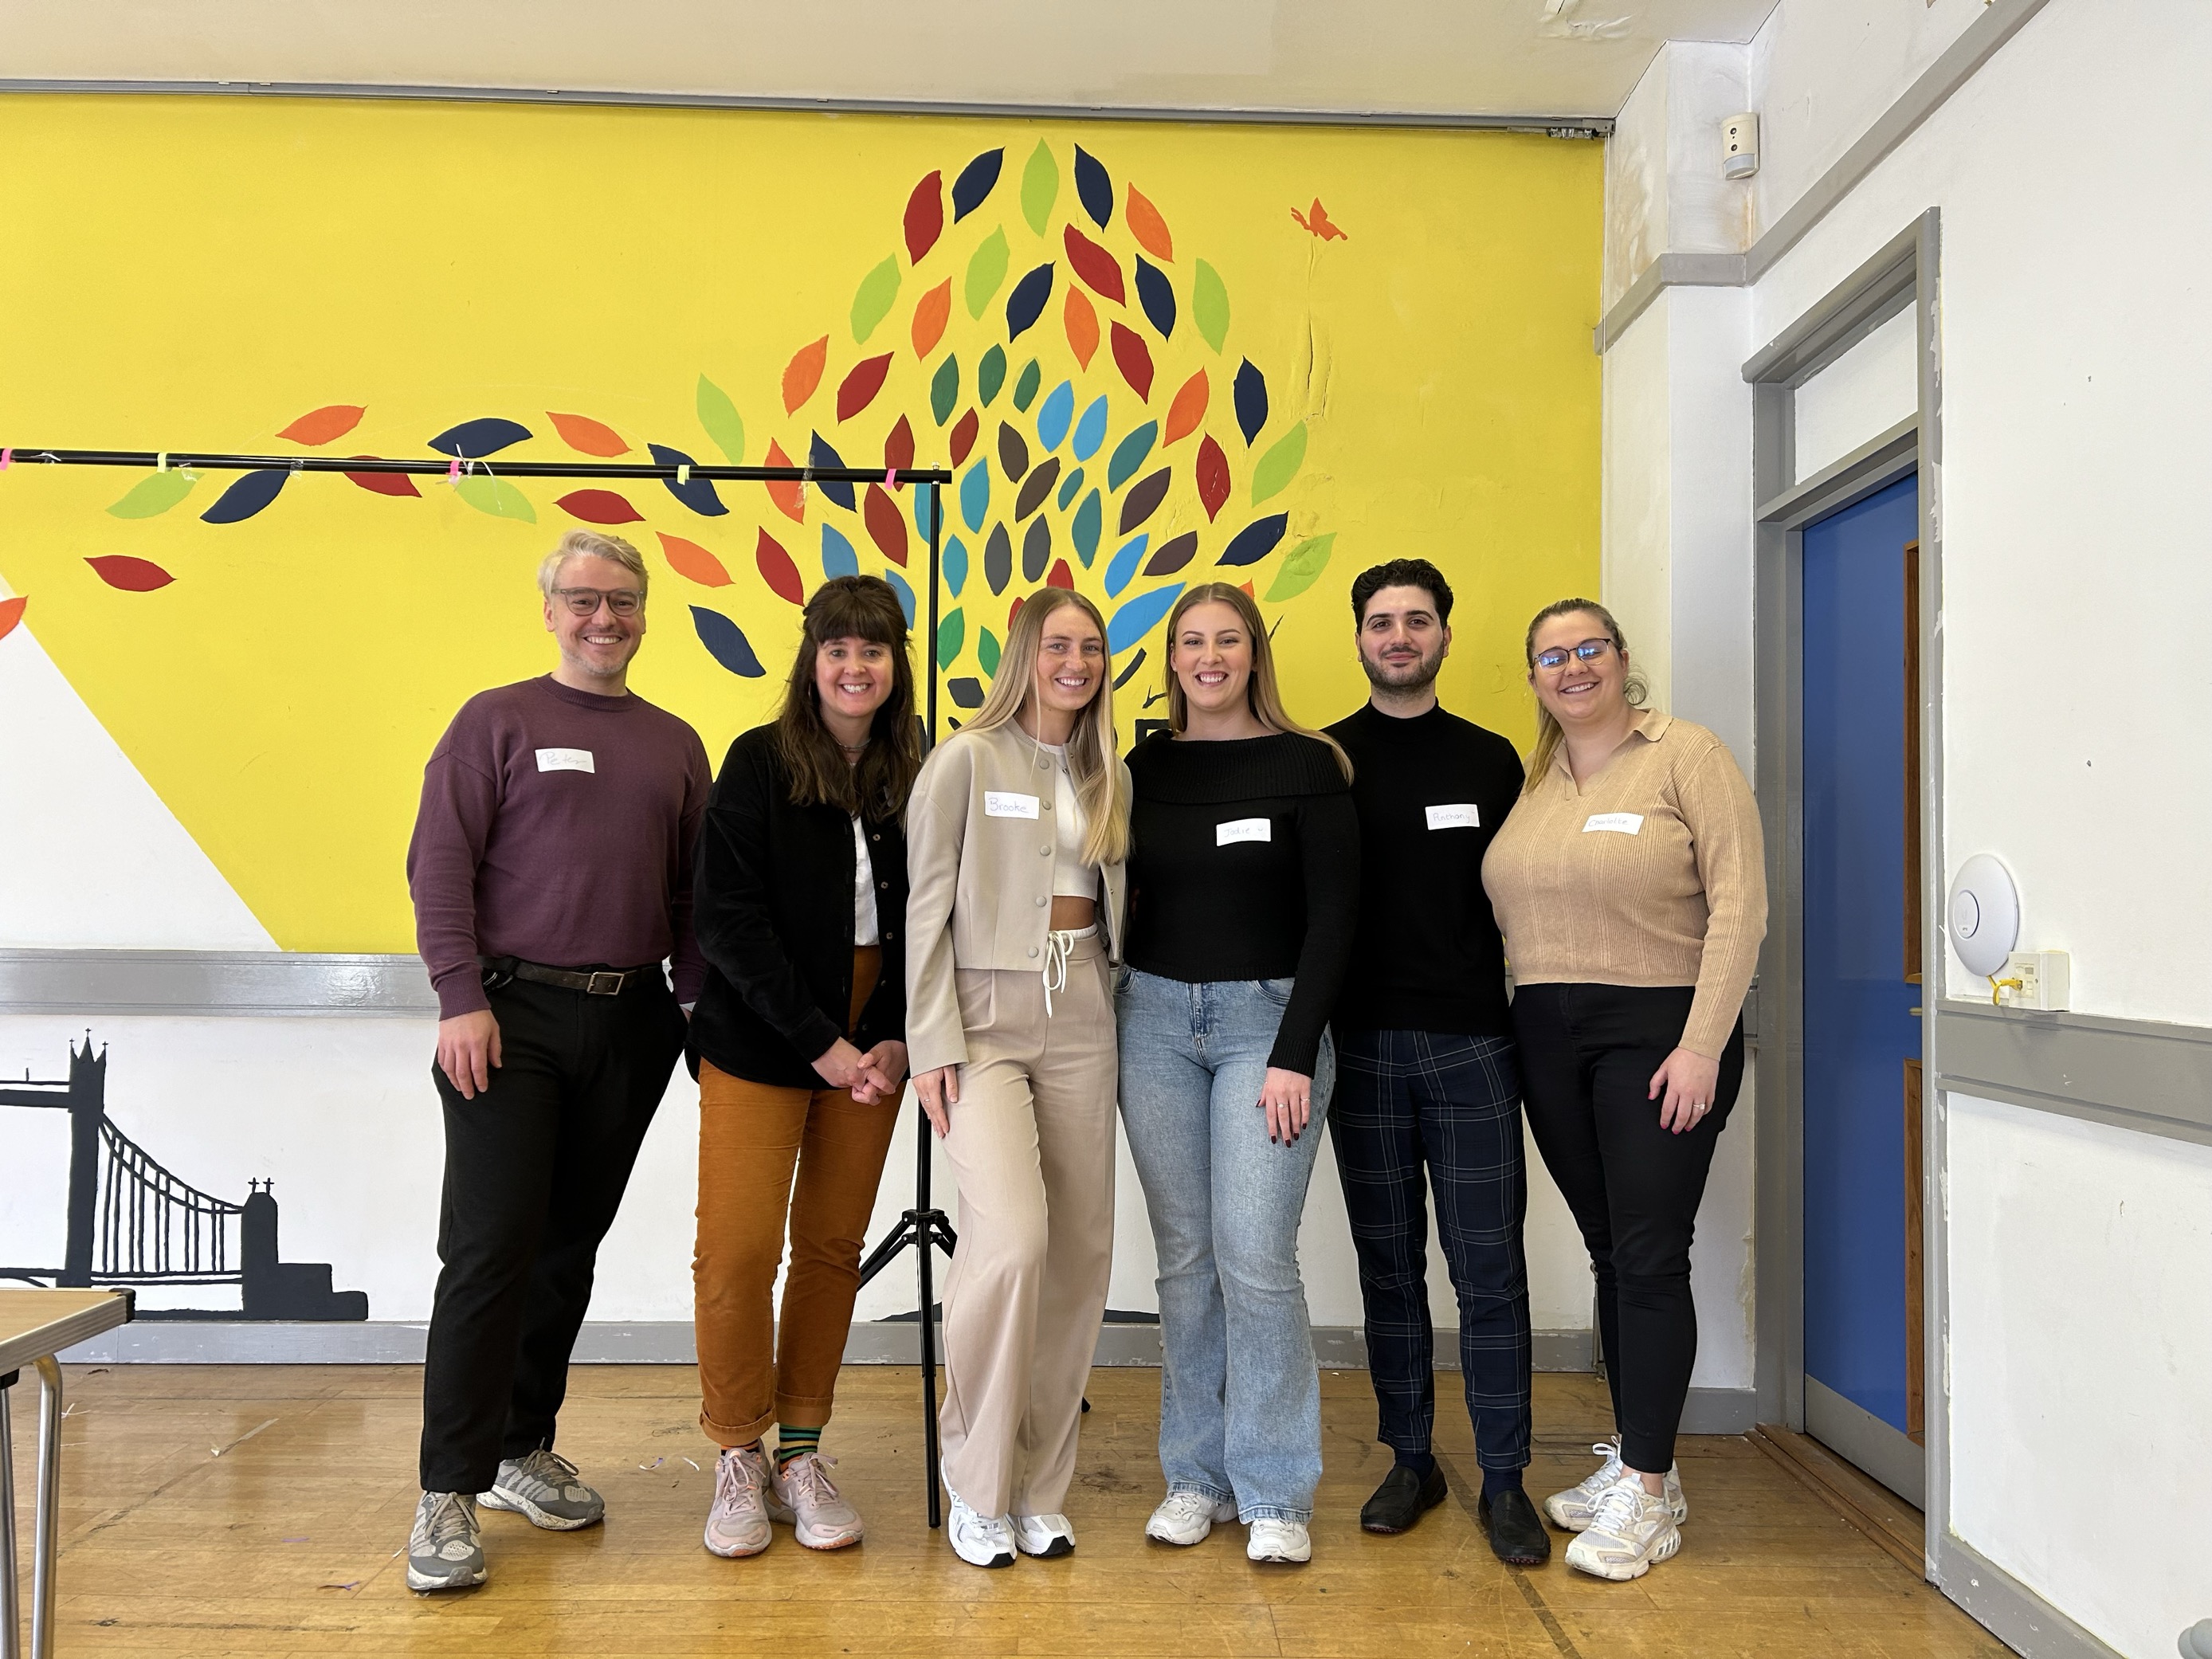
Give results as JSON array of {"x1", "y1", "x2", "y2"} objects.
[{"x1": 1801, "y1": 474, "x2": 1924, "y2": 1500}]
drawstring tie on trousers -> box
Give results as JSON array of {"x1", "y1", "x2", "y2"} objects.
[{"x1": 1041, "y1": 925, "x2": 1094, "y2": 1018}]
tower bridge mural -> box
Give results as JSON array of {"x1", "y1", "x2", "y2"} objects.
[{"x1": 0, "y1": 1036, "x2": 367, "y2": 1320}]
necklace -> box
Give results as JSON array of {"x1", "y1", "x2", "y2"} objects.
[{"x1": 837, "y1": 739, "x2": 869, "y2": 755}]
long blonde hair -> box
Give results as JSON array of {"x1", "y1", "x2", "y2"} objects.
[
  {"x1": 963, "y1": 588, "x2": 1131, "y2": 866},
  {"x1": 1520, "y1": 597, "x2": 1649, "y2": 794},
  {"x1": 1163, "y1": 582, "x2": 1352, "y2": 781}
]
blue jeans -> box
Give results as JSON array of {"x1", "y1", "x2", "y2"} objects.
[{"x1": 1115, "y1": 968, "x2": 1335, "y2": 1523}]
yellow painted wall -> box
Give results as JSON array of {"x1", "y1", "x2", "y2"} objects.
[{"x1": 0, "y1": 96, "x2": 1599, "y2": 951}]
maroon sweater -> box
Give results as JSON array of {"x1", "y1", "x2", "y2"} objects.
[{"x1": 407, "y1": 675, "x2": 712, "y2": 1019}]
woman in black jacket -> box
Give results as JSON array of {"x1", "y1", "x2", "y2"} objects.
[{"x1": 689, "y1": 575, "x2": 921, "y2": 1560}]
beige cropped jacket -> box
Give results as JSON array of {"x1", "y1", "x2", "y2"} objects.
[{"x1": 903, "y1": 721, "x2": 1131, "y2": 1075}]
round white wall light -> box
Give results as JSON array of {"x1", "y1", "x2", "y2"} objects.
[{"x1": 1947, "y1": 853, "x2": 2020, "y2": 977}]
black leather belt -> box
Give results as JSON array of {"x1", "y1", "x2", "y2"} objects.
[{"x1": 480, "y1": 956, "x2": 660, "y2": 996}]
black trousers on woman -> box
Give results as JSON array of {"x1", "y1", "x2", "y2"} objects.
[{"x1": 1512, "y1": 983, "x2": 1744, "y2": 1477}]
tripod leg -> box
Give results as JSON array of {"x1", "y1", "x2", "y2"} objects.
[{"x1": 855, "y1": 1215, "x2": 917, "y2": 1289}]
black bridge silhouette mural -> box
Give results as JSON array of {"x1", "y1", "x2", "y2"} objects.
[{"x1": 0, "y1": 1036, "x2": 367, "y2": 1320}]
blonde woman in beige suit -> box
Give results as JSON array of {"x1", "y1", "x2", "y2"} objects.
[
  {"x1": 1482, "y1": 597, "x2": 1766, "y2": 1585},
  {"x1": 904, "y1": 587, "x2": 1131, "y2": 1570}
]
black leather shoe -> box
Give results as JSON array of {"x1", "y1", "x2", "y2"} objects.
[
  {"x1": 1359, "y1": 1462, "x2": 1448, "y2": 1534},
  {"x1": 1478, "y1": 1487, "x2": 1552, "y2": 1564}
]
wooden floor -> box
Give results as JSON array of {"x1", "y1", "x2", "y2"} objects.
[{"x1": 5, "y1": 1364, "x2": 2009, "y2": 1658}]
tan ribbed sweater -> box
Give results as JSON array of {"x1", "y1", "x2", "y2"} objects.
[{"x1": 1482, "y1": 710, "x2": 1767, "y2": 1059}]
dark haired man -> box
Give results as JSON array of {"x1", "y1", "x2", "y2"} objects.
[{"x1": 1324, "y1": 559, "x2": 1548, "y2": 1564}]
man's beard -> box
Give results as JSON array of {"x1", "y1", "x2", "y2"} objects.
[{"x1": 1360, "y1": 645, "x2": 1443, "y2": 693}]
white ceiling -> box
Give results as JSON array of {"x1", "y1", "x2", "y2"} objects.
[{"x1": 0, "y1": 0, "x2": 1782, "y2": 121}]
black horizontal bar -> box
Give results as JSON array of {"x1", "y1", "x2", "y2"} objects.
[{"x1": 0, "y1": 447, "x2": 953, "y2": 484}]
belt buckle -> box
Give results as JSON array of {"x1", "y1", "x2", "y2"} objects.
[{"x1": 584, "y1": 970, "x2": 626, "y2": 996}]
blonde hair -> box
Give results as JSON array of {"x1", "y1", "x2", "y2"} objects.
[
  {"x1": 963, "y1": 588, "x2": 1130, "y2": 867},
  {"x1": 538, "y1": 530, "x2": 649, "y2": 597},
  {"x1": 1163, "y1": 582, "x2": 1351, "y2": 781},
  {"x1": 1520, "y1": 597, "x2": 1649, "y2": 794}
]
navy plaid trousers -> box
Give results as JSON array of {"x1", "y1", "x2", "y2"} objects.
[{"x1": 1330, "y1": 1029, "x2": 1532, "y2": 1471}]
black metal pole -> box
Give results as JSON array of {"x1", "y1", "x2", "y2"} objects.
[
  {"x1": 0, "y1": 447, "x2": 952, "y2": 487},
  {"x1": 916, "y1": 477, "x2": 946, "y2": 1528}
]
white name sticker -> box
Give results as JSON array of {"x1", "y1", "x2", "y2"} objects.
[
  {"x1": 1217, "y1": 817, "x2": 1273, "y2": 846},
  {"x1": 1425, "y1": 802, "x2": 1481, "y2": 831},
  {"x1": 1583, "y1": 812, "x2": 1645, "y2": 835},
  {"x1": 984, "y1": 791, "x2": 1041, "y2": 820},
  {"x1": 535, "y1": 748, "x2": 595, "y2": 774}
]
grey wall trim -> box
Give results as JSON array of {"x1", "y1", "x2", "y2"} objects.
[
  {"x1": 1935, "y1": 1000, "x2": 2212, "y2": 1147},
  {"x1": 1804, "y1": 1375, "x2": 1925, "y2": 1508},
  {"x1": 1592, "y1": 0, "x2": 2051, "y2": 354},
  {"x1": 1743, "y1": 218, "x2": 1921, "y2": 387},
  {"x1": 0, "y1": 78, "x2": 1610, "y2": 135},
  {"x1": 1934, "y1": 1535, "x2": 2122, "y2": 1659},
  {"x1": 1755, "y1": 415, "x2": 1919, "y2": 528},
  {"x1": 0, "y1": 949, "x2": 438, "y2": 1017}
]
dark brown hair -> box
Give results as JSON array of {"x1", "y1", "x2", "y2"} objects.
[{"x1": 774, "y1": 575, "x2": 923, "y2": 819}]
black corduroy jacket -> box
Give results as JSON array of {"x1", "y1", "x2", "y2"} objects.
[{"x1": 688, "y1": 724, "x2": 909, "y2": 1088}]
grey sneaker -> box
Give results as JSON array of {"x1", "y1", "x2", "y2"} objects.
[
  {"x1": 406, "y1": 1491, "x2": 485, "y2": 1593},
  {"x1": 704, "y1": 1445, "x2": 775, "y2": 1559},
  {"x1": 480, "y1": 1448, "x2": 605, "y2": 1530}
]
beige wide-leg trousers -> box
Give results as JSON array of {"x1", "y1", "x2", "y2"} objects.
[{"x1": 936, "y1": 930, "x2": 1117, "y2": 1519}]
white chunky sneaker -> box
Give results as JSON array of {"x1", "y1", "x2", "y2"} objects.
[
  {"x1": 1564, "y1": 1476, "x2": 1683, "y2": 1581},
  {"x1": 1544, "y1": 1442, "x2": 1687, "y2": 1530},
  {"x1": 1145, "y1": 1489, "x2": 1239, "y2": 1547},
  {"x1": 1011, "y1": 1512, "x2": 1076, "y2": 1558},
  {"x1": 947, "y1": 1494, "x2": 1016, "y2": 1568},
  {"x1": 480, "y1": 1447, "x2": 605, "y2": 1530},
  {"x1": 1245, "y1": 1517, "x2": 1312, "y2": 1564},
  {"x1": 769, "y1": 1452, "x2": 865, "y2": 1550},
  {"x1": 703, "y1": 1445, "x2": 774, "y2": 1559}
]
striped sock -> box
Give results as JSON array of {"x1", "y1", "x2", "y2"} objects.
[{"x1": 775, "y1": 1425, "x2": 822, "y2": 1469}]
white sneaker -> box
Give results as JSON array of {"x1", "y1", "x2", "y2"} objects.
[
  {"x1": 1245, "y1": 1517, "x2": 1312, "y2": 1564},
  {"x1": 1544, "y1": 1441, "x2": 1687, "y2": 1530},
  {"x1": 703, "y1": 1445, "x2": 773, "y2": 1559},
  {"x1": 1145, "y1": 1489, "x2": 1239, "y2": 1546},
  {"x1": 770, "y1": 1452, "x2": 865, "y2": 1550},
  {"x1": 946, "y1": 1494, "x2": 1016, "y2": 1568},
  {"x1": 1564, "y1": 1476, "x2": 1683, "y2": 1581},
  {"x1": 1011, "y1": 1512, "x2": 1076, "y2": 1558}
]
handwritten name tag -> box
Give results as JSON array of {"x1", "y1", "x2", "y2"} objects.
[
  {"x1": 984, "y1": 791, "x2": 1040, "y2": 820},
  {"x1": 1583, "y1": 813, "x2": 1645, "y2": 835},
  {"x1": 1217, "y1": 817, "x2": 1272, "y2": 846},
  {"x1": 535, "y1": 748, "x2": 594, "y2": 774},
  {"x1": 1425, "y1": 802, "x2": 1480, "y2": 830}
]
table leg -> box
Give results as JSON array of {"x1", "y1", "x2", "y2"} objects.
[
  {"x1": 29, "y1": 1359, "x2": 60, "y2": 1659},
  {"x1": 2, "y1": 1371, "x2": 18, "y2": 1659}
]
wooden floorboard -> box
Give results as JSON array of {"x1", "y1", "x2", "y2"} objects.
[
  {"x1": 1746, "y1": 1421, "x2": 1928, "y2": 1575},
  {"x1": 6, "y1": 1365, "x2": 2010, "y2": 1657}
]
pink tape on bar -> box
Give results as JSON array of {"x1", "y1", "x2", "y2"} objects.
[
  {"x1": 0, "y1": 449, "x2": 12, "y2": 470},
  {"x1": 447, "y1": 457, "x2": 461, "y2": 480},
  {"x1": 884, "y1": 466, "x2": 897, "y2": 487}
]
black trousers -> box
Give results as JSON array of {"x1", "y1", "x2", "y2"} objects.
[
  {"x1": 1332, "y1": 1030, "x2": 1532, "y2": 1473},
  {"x1": 418, "y1": 971, "x2": 686, "y2": 1493},
  {"x1": 1512, "y1": 983, "x2": 1744, "y2": 1477}
]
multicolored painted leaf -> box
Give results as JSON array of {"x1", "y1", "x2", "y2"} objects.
[
  {"x1": 0, "y1": 594, "x2": 25, "y2": 641},
  {"x1": 949, "y1": 676, "x2": 986, "y2": 708},
  {"x1": 1036, "y1": 381, "x2": 1075, "y2": 453},
  {"x1": 1196, "y1": 433, "x2": 1231, "y2": 522},
  {"x1": 1073, "y1": 489, "x2": 1103, "y2": 565},
  {"x1": 931, "y1": 355, "x2": 960, "y2": 426},
  {"x1": 1005, "y1": 263, "x2": 1053, "y2": 341},
  {"x1": 1064, "y1": 226, "x2": 1126, "y2": 304},
  {"x1": 936, "y1": 606, "x2": 966, "y2": 669},
  {"x1": 1250, "y1": 422, "x2": 1308, "y2": 504},
  {"x1": 965, "y1": 227, "x2": 1010, "y2": 320},
  {"x1": 1107, "y1": 420, "x2": 1159, "y2": 491},
  {"x1": 548, "y1": 411, "x2": 630, "y2": 457},
  {"x1": 1015, "y1": 457, "x2": 1061, "y2": 521},
  {"x1": 1021, "y1": 140, "x2": 1059, "y2": 236},
  {"x1": 755, "y1": 528, "x2": 804, "y2": 603},
  {"x1": 764, "y1": 440, "x2": 805, "y2": 523},
  {"x1": 822, "y1": 523, "x2": 860, "y2": 579},
  {"x1": 904, "y1": 170, "x2": 945, "y2": 264},
  {"x1": 913, "y1": 480, "x2": 939, "y2": 543},
  {"x1": 1164, "y1": 371, "x2": 1209, "y2": 445},
  {"x1": 659, "y1": 532, "x2": 733, "y2": 587},
  {"x1": 978, "y1": 345, "x2": 1007, "y2": 407},
  {"x1": 1194, "y1": 260, "x2": 1231, "y2": 353},
  {"x1": 1143, "y1": 530, "x2": 1199, "y2": 576},
  {"x1": 1118, "y1": 468, "x2": 1172, "y2": 534},
  {"x1": 1012, "y1": 359, "x2": 1041, "y2": 413},
  {"x1": 1218, "y1": 513, "x2": 1288, "y2": 567},
  {"x1": 944, "y1": 534, "x2": 970, "y2": 598},
  {"x1": 344, "y1": 459, "x2": 421, "y2": 496},
  {"x1": 851, "y1": 256, "x2": 901, "y2": 344},
  {"x1": 1127, "y1": 186, "x2": 1174, "y2": 261},
  {"x1": 1135, "y1": 258, "x2": 1177, "y2": 339},
  {"x1": 1073, "y1": 146, "x2": 1112, "y2": 229},
  {"x1": 107, "y1": 469, "x2": 196, "y2": 518},
  {"x1": 1073, "y1": 396, "x2": 1110, "y2": 462},
  {"x1": 1105, "y1": 534, "x2": 1147, "y2": 597},
  {"x1": 997, "y1": 422, "x2": 1030, "y2": 484},
  {"x1": 1263, "y1": 533, "x2": 1337, "y2": 602},
  {"x1": 809, "y1": 433, "x2": 857, "y2": 511},
  {"x1": 278, "y1": 404, "x2": 363, "y2": 445},
  {"x1": 692, "y1": 606, "x2": 765, "y2": 677},
  {"x1": 836, "y1": 353, "x2": 895, "y2": 422},
  {"x1": 960, "y1": 461, "x2": 990, "y2": 531},
  {"x1": 695, "y1": 377, "x2": 745, "y2": 465},
  {"x1": 950, "y1": 408, "x2": 980, "y2": 466},
  {"x1": 1064, "y1": 287, "x2": 1100, "y2": 367},
  {"x1": 1041, "y1": 558, "x2": 1071, "y2": 590},
  {"x1": 1111, "y1": 324, "x2": 1155, "y2": 401},
  {"x1": 1057, "y1": 466, "x2": 1085, "y2": 512},
  {"x1": 1108, "y1": 583, "x2": 1183, "y2": 654},
  {"x1": 202, "y1": 469, "x2": 288, "y2": 524},
  {"x1": 864, "y1": 484, "x2": 909, "y2": 566},
  {"x1": 557, "y1": 488, "x2": 643, "y2": 524},
  {"x1": 983, "y1": 524, "x2": 1014, "y2": 595},
  {"x1": 1022, "y1": 516, "x2": 1052, "y2": 582},
  {"x1": 455, "y1": 474, "x2": 536, "y2": 522},
  {"x1": 884, "y1": 568, "x2": 916, "y2": 626},
  {"x1": 883, "y1": 413, "x2": 916, "y2": 482},
  {"x1": 979, "y1": 626, "x2": 1002, "y2": 676},
  {"x1": 651, "y1": 442, "x2": 728, "y2": 516},
  {"x1": 1233, "y1": 359, "x2": 1269, "y2": 445},
  {"x1": 951, "y1": 148, "x2": 1004, "y2": 221},
  {"x1": 783, "y1": 337, "x2": 830, "y2": 414},
  {"x1": 912, "y1": 278, "x2": 953, "y2": 359},
  {"x1": 85, "y1": 555, "x2": 173, "y2": 591},
  {"x1": 429, "y1": 418, "x2": 530, "y2": 458}
]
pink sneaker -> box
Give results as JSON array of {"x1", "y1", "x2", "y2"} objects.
[
  {"x1": 703, "y1": 1445, "x2": 774, "y2": 1558},
  {"x1": 768, "y1": 1452, "x2": 865, "y2": 1549}
]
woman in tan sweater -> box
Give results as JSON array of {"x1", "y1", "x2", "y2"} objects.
[{"x1": 1481, "y1": 598, "x2": 1766, "y2": 1584}]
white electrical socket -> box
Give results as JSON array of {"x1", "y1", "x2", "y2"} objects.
[{"x1": 1995, "y1": 949, "x2": 2070, "y2": 1010}]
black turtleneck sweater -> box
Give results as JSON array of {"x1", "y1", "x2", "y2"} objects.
[
  {"x1": 1324, "y1": 701, "x2": 1524, "y2": 1036},
  {"x1": 1123, "y1": 730, "x2": 1359, "y2": 1074}
]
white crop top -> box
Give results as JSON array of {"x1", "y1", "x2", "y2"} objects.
[{"x1": 1043, "y1": 744, "x2": 1100, "y2": 900}]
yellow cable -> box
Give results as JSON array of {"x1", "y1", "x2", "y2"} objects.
[{"x1": 1989, "y1": 973, "x2": 2023, "y2": 1008}]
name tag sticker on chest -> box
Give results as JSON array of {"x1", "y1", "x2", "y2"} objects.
[
  {"x1": 984, "y1": 791, "x2": 1041, "y2": 819},
  {"x1": 1217, "y1": 817, "x2": 1273, "y2": 846},
  {"x1": 1583, "y1": 812, "x2": 1645, "y2": 835},
  {"x1": 1425, "y1": 802, "x2": 1481, "y2": 830},
  {"x1": 535, "y1": 748, "x2": 595, "y2": 774}
]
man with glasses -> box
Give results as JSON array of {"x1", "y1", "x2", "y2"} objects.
[
  {"x1": 1324, "y1": 559, "x2": 1551, "y2": 1565},
  {"x1": 402, "y1": 529, "x2": 712, "y2": 1590}
]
